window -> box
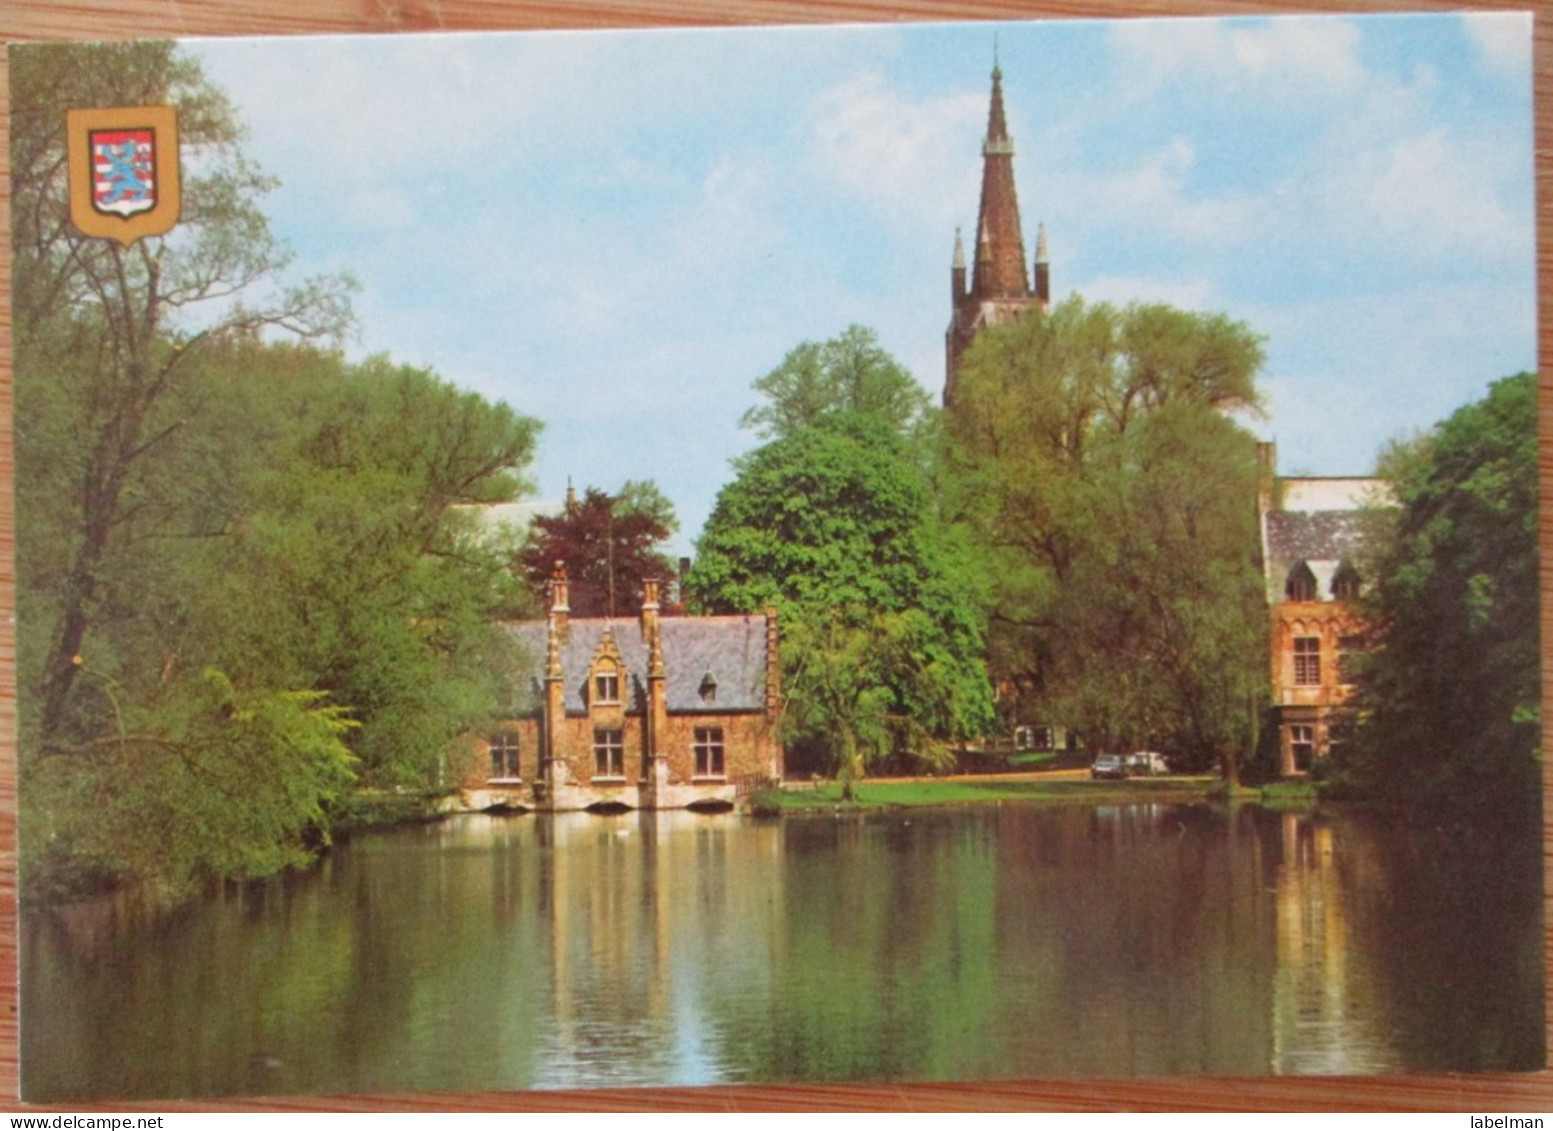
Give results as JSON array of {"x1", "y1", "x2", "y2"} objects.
[
  {"x1": 1332, "y1": 563, "x2": 1361, "y2": 601},
  {"x1": 1013, "y1": 726, "x2": 1054, "y2": 752},
  {"x1": 694, "y1": 727, "x2": 725, "y2": 777},
  {"x1": 1285, "y1": 562, "x2": 1317, "y2": 602},
  {"x1": 593, "y1": 664, "x2": 620, "y2": 705},
  {"x1": 1290, "y1": 725, "x2": 1315, "y2": 772},
  {"x1": 593, "y1": 728, "x2": 624, "y2": 777},
  {"x1": 1293, "y1": 636, "x2": 1321, "y2": 686},
  {"x1": 1338, "y1": 635, "x2": 1362, "y2": 684},
  {"x1": 698, "y1": 671, "x2": 718, "y2": 704},
  {"x1": 489, "y1": 733, "x2": 520, "y2": 780}
]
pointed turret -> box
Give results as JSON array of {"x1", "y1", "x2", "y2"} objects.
[
  {"x1": 945, "y1": 60, "x2": 1050, "y2": 408},
  {"x1": 971, "y1": 65, "x2": 1029, "y2": 301}
]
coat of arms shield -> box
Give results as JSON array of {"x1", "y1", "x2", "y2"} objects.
[{"x1": 67, "y1": 105, "x2": 180, "y2": 244}]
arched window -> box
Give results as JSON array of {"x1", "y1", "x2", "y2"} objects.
[
  {"x1": 1332, "y1": 561, "x2": 1361, "y2": 601},
  {"x1": 1285, "y1": 561, "x2": 1318, "y2": 602}
]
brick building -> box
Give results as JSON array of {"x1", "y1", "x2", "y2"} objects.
[
  {"x1": 1258, "y1": 445, "x2": 1384, "y2": 776},
  {"x1": 459, "y1": 566, "x2": 783, "y2": 811},
  {"x1": 944, "y1": 63, "x2": 1051, "y2": 407}
]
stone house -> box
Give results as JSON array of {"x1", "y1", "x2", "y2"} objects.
[
  {"x1": 1258, "y1": 445, "x2": 1386, "y2": 776},
  {"x1": 460, "y1": 566, "x2": 783, "y2": 811}
]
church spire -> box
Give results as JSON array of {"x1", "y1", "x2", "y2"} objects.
[{"x1": 971, "y1": 64, "x2": 1029, "y2": 301}]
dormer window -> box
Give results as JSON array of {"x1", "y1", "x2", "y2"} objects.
[
  {"x1": 1332, "y1": 562, "x2": 1361, "y2": 601},
  {"x1": 699, "y1": 670, "x2": 718, "y2": 704},
  {"x1": 1285, "y1": 562, "x2": 1317, "y2": 602},
  {"x1": 594, "y1": 663, "x2": 620, "y2": 705},
  {"x1": 588, "y1": 628, "x2": 625, "y2": 709}
]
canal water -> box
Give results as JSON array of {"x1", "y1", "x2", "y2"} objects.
[{"x1": 21, "y1": 803, "x2": 1544, "y2": 1100}]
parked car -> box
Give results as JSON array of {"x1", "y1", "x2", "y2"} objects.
[
  {"x1": 1090, "y1": 754, "x2": 1128, "y2": 780},
  {"x1": 1126, "y1": 751, "x2": 1170, "y2": 777}
]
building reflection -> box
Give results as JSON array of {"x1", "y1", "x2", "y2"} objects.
[
  {"x1": 1269, "y1": 811, "x2": 1390, "y2": 1073},
  {"x1": 531, "y1": 810, "x2": 787, "y2": 1087}
]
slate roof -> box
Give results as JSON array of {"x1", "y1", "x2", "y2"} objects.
[
  {"x1": 500, "y1": 615, "x2": 771, "y2": 716},
  {"x1": 1264, "y1": 511, "x2": 1369, "y2": 567},
  {"x1": 1263, "y1": 510, "x2": 1371, "y2": 602}
]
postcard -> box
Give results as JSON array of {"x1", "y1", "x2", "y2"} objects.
[{"x1": 11, "y1": 14, "x2": 1541, "y2": 1102}]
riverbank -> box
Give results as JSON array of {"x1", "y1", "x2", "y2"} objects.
[{"x1": 751, "y1": 774, "x2": 1233, "y2": 814}]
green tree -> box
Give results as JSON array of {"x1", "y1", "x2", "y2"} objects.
[
  {"x1": 13, "y1": 42, "x2": 543, "y2": 899},
  {"x1": 19, "y1": 337, "x2": 541, "y2": 897},
  {"x1": 946, "y1": 296, "x2": 1266, "y2": 774},
  {"x1": 518, "y1": 483, "x2": 679, "y2": 618},
  {"x1": 740, "y1": 324, "x2": 933, "y2": 441},
  {"x1": 690, "y1": 412, "x2": 993, "y2": 787},
  {"x1": 11, "y1": 42, "x2": 355, "y2": 747},
  {"x1": 1340, "y1": 372, "x2": 1539, "y2": 817}
]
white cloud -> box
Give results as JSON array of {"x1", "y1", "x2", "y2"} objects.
[
  {"x1": 811, "y1": 73, "x2": 984, "y2": 233},
  {"x1": 1040, "y1": 138, "x2": 1257, "y2": 247},
  {"x1": 1358, "y1": 130, "x2": 1523, "y2": 257},
  {"x1": 1461, "y1": 11, "x2": 1532, "y2": 78},
  {"x1": 1112, "y1": 16, "x2": 1365, "y2": 97},
  {"x1": 196, "y1": 33, "x2": 627, "y2": 186}
]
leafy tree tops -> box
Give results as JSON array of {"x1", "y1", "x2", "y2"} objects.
[
  {"x1": 692, "y1": 334, "x2": 992, "y2": 789},
  {"x1": 1341, "y1": 371, "x2": 1539, "y2": 817},
  {"x1": 740, "y1": 324, "x2": 933, "y2": 442},
  {"x1": 517, "y1": 483, "x2": 679, "y2": 618},
  {"x1": 946, "y1": 296, "x2": 1268, "y2": 771}
]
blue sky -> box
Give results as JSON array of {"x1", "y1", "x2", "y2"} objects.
[{"x1": 189, "y1": 14, "x2": 1535, "y2": 554}]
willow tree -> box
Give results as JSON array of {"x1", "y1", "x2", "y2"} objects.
[{"x1": 946, "y1": 296, "x2": 1267, "y2": 774}]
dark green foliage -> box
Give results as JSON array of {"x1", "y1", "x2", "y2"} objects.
[
  {"x1": 691, "y1": 408, "x2": 994, "y2": 785},
  {"x1": 946, "y1": 296, "x2": 1268, "y2": 772},
  {"x1": 1340, "y1": 372, "x2": 1540, "y2": 817}
]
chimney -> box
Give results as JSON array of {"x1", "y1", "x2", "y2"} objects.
[
  {"x1": 641, "y1": 577, "x2": 660, "y2": 641},
  {"x1": 1256, "y1": 441, "x2": 1277, "y2": 517},
  {"x1": 951, "y1": 227, "x2": 967, "y2": 303},
  {"x1": 1033, "y1": 222, "x2": 1050, "y2": 308},
  {"x1": 550, "y1": 560, "x2": 570, "y2": 643}
]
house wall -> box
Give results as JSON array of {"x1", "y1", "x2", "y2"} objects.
[
  {"x1": 454, "y1": 718, "x2": 543, "y2": 810},
  {"x1": 457, "y1": 708, "x2": 781, "y2": 810},
  {"x1": 1270, "y1": 600, "x2": 1362, "y2": 776}
]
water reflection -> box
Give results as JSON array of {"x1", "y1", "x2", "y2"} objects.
[{"x1": 21, "y1": 804, "x2": 1541, "y2": 1100}]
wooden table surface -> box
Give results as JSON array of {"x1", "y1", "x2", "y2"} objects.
[{"x1": 0, "y1": 0, "x2": 1548, "y2": 1113}]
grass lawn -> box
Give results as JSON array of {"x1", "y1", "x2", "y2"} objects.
[
  {"x1": 754, "y1": 776, "x2": 1221, "y2": 813},
  {"x1": 1255, "y1": 780, "x2": 1324, "y2": 810}
]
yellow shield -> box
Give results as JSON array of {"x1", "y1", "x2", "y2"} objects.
[{"x1": 67, "y1": 105, "x2": 181, "y2": 245}]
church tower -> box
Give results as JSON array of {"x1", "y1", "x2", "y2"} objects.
[{"x1": 945, "y1": 63, "x2": 1051, "y2": 407}]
